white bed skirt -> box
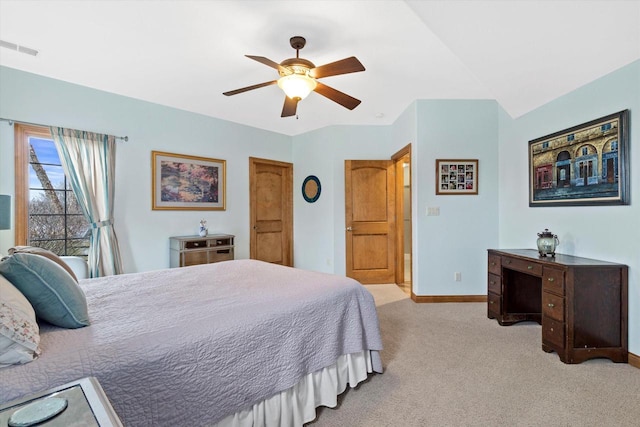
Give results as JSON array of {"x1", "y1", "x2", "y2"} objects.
[{"x1": 215, "y1": 350, "x2": 375, "y2": 427}]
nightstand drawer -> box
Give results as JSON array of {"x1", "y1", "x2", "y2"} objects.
[
  {"x1": 184, "y1": 251, "x2": 208, "y2": 266},
  {"x1": 212, "y1": 238, "x2": 232, "y2": 247},
  {"x1": 185, "y1": 240, "x2": 208, "y2": 249},
  {"x1": 210, "y1": 249, "x2": 233, "y2": 263}
]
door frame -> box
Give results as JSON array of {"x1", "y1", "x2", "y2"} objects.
[{"x1": 392, "y1": 144, "x2": 412, "y2": 287}]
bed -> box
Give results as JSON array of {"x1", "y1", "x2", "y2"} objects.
[{"x1": 0, "y1": 259, "x2": 383, "y2": 426}]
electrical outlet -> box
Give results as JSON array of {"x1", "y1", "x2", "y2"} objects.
[{"x1": 454, "y1": 272, "x2": 461, "y2": 281}]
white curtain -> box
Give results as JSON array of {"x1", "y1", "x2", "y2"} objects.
[{"x1": 50, "y1": 126, "x2": 123, "y2": 277}]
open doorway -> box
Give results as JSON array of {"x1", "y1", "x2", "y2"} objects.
[{"x1": 392, "y1": 144, "x2": 412, "y2": 295}]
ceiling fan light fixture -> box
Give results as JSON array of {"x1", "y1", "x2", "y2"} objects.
[{"x1": 277, "y1": 73, "x2": 317, "y2": 100}]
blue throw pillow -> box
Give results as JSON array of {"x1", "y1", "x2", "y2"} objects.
[{"x1": 0, "y1": 253, "x2": 90, "y2": 329}]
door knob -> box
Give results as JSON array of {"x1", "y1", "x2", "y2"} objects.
[{"x1": 346, "y1": 226, "x2": 353, "y2": 231}]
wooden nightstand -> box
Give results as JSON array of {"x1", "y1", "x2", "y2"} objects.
[
  {"x1": 0, "y1": 377, "x2": 122, "y2": 426},
  {"x1": 169, "y1": 234, "x2": 235, "y2": 267}
]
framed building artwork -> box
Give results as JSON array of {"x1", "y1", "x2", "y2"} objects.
[
  {"x1": 528, "y1": 110, "x2": 629, "y2": 207},
  {"x1": 152, "y1": 151, "x2": 226, "y2": 210},
  {"x1": 436, "y1": 159, "x2": 478, "y2": 195}
]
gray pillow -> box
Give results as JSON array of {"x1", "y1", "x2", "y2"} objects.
[{"x1": 0, "y1": 253, "x2": 90, "y2": 329}]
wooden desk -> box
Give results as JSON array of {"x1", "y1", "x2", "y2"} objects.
[{"x1": 487, "y1": 249, "x2": 628, "y2": 364}]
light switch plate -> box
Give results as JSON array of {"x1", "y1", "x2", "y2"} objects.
[{"x1": 426, "y1": 207, "x2": 440, "y2": 216}]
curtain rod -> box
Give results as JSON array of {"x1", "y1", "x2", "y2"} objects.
[{"x1": 0, "y1": 117, "x2": 128, "y2": 142}]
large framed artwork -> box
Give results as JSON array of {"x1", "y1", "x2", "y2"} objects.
[
  {"x1": 152, "y1": 151, "x2": 226, "y2": 210},
  {"x1": 435, "y1": 159, "x2": 478, "y2": 195},
  {"x1": 528, "y1": 110, "x2": 629, "y2": 207}
]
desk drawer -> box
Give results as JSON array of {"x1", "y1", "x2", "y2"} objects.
[
  {"x1": 543, "y1": 316, "x2": 565, "y2": 349},
  {"x1": 542, "y1": 267, "x2": 565, "y2": 295},
  {"x1": 488, "y1": 273, "x2": 501, "y2": 294},
  {"x1": 487, "y1": 292, "x2": 501, "y2": 317},
  {"x1": 542, "y1": 292, "x2": 564, "y2": 322},
  {"x1": 501, "y1": 256, "x2": 542, "y2": 276},
  {"x1": 488, "y1": 254, "x2": 501, "y2": 275}
]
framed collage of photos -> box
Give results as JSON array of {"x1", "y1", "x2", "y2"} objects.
[{"x1": 435, "y1": 159, "x2": 478, "y2": 195}]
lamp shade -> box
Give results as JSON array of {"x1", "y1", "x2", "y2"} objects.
[
  {"x1": 277, "y1": 74, "x2": 317, "y2": 100},
  {"x1": 0, "y1": 195, "x2": 10, "y2": 230}
]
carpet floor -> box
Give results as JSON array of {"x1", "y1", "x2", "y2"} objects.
[{"x1": 306, "y1": 284, "x2": 640, "y2": 427}]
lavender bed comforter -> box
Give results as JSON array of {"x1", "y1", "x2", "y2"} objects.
[{"x1": 0, "y1": 260, "x2": 383, "y2": 426}]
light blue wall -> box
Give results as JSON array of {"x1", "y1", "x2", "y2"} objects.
[
  {"x1": 292, "y1": 124, "x2": 395, "y2": 275},
  {"x1": 0, "y1": 66, "x2": 292, "y2": 273},
  {"x1": 415, "y1": 100, "x2": 500, "y2": 295},
  {"x1": 498, "y1": 59, "x2": 640, "y2": 356},
  {"x1": 292, "y1": 99, "x2": 501, "y2": 299}
]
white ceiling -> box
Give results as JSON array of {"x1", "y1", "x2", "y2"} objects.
[{"x1": 1, "y1": 0, "x2": 638, "y2": 136}]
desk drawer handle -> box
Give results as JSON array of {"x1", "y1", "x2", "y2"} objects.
[
  {"x1": 547, "y1": 303, "x2": 555, "y2": 308},
  {"x1": 194, "y1": 243, "x2": 200, "y2": 247},
  {"x1": 490, "y1": 281, "x2": 495, "y2": 285},
  {"x1": 548, "y1": 277, "x2": 554, "y2": 282},
  {"x1": 527, "y1": 265, "x2": 533, "y2": 270},
  {"x1": 490, "y1": 262, "x2": 496, "y2": 266}
]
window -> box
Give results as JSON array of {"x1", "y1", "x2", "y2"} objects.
[{"x1": 15, "y1": 124, "x2": 89, "y2": 256}]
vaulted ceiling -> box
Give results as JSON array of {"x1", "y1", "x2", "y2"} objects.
[{"x1": 1, "y1": 1, "x2": 638, "y2": 136}]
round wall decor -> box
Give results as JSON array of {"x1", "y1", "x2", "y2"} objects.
[{"x1": 302, "y1": 175, "x2": 321, "y2": 203}]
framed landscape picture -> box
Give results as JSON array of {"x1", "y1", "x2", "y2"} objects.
[
  {"x1": 435, "y1": 159, "x2": 478, "y2": 195},
  {"x1": 152, "y1": 151, "x2": 226, "y2": 210},
  {"x1": 528, "y1": 110, "x2": 629, "y2": 207}
]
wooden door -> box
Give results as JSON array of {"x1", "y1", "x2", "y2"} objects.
[
  {"x1": 345, "y1": 160, "x2": 396, "y2": 284},
  {"x1": 249, "y1": 157, "x2": 293, "y2": 266}
]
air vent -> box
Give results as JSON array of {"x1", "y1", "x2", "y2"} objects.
[{"x1": 0, "y1": 39, "x2": 39, "y2": 56}]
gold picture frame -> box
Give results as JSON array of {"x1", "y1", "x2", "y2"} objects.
[
  {"x1": 528, "y1": 110, "x2": 629, "y2": 206},
  {"x1": 152, "y1": 151, "x2": 226, "y2": 210}
]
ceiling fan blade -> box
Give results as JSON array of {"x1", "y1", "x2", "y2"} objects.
[
  {"x1": 313, "y1": 82, "x2": 361, "y2": 110},
  {"x1": 223, "y1": 80, "x2": 277, "y2": 96},
  {"x1": 310, "y1": 56, "x2": 365, "y2": 79},
  {"x1": 246, "y1": 55, "x2": 290, "y2": 75},
  {"x1": 281, "y1": 96, "x2": 299, "y2": 117}
]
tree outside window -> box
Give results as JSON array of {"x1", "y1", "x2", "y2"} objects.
[{"x1": 15, "y1": 124, "x2": 89, "y2": 257}]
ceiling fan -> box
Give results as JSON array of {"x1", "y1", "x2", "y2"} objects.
[{"x1": 223, "y1": 36, "x2": 365, "y2": 118}]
